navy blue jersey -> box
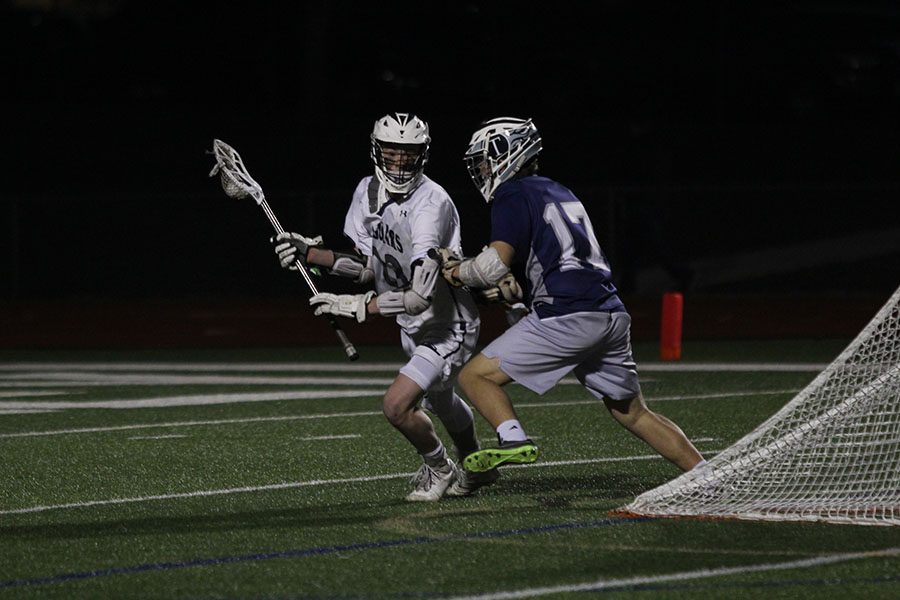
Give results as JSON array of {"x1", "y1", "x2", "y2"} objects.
[{"x1": 490, "y1": 175, "x2": 625, "y2": 318}]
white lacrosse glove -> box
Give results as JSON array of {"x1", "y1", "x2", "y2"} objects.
[
  {"x1": 476, "y1": 273, "x2": 524, "y2": 305},
  {"x1": 428, "y1": 247, "x2": 464, "y2": 287},
  {"x1": 505, "y1": 302, "x2": 530, "y2": 326},
  {"x1": 272, "y1": 232, "x2": 323, "y2": 270},
  {"x1": 309, "y1": 291, "x2": 375, "y2": 323}
]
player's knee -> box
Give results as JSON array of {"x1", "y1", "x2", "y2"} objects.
[
  {"x1": 382, "y1": 392, "x2": 413, "y2": 427},
  {"x1": 604, "y1": 394, "x2": 647, "y2": 427},
  {"x1": 458, "y1": 361, "x2": 473, "y2": 382},
  {"x1": 459, "y1": 354, "x2": 503, "y2": 390},
  {"x1": 457, "y1": 362, "x2": 480, "y2": 396}
]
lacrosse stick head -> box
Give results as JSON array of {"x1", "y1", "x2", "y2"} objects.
[{"x1": 209, "y1": 139, "x2": 265, "y2": 205}]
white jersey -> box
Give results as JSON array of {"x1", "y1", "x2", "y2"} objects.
[{"x1": 343, "y1": 175, "x2": 479, "y2": 333}]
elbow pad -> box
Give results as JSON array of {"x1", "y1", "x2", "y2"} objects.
[
  {"x1": 402, "y1": 290, "x2": 431, "y2": 315},
  {"x1": 375, "y1": 256, "x2": 439, "y2": 316},
  {"x1": 375, "y1": 290, "x2": 430, "y2": 316},
  {"x1": 330, "y1": 252, "x2": 375, "y2": 284},
  {"x1": 458, "y1": 246, "x2": 510, "y2": 288}
]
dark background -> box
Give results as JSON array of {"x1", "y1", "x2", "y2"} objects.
[{"x1": 2, "y1": 0, "x2": 900, "y2": 346}]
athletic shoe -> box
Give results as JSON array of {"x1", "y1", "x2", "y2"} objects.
[
  {"x1": 463, "y1": 440, "x2": 539, "y2": 472},
  {"x1": 445, "y1": 467, "x2": 500, "y2": 497},
  {"x1": 405, "y1": 459, "x2": 458, "y2": 502}
]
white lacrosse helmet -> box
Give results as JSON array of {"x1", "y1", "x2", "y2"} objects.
[
  {"x1": 464, "y1": 117, "x2": 542, "y2": 203},
  {"x1": 370, "y1": 112, "x2": 431, "y2": 195}
]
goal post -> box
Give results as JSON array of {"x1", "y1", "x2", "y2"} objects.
[{"x1": 616, "y1": 285, "x2": 900, "y2": 526}]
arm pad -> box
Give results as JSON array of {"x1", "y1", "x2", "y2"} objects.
[
  {"x1": 329, "y1": 251, "x2": 375, "y2": 284},
  {"x1": 457, "y1": 246, "x2": 510, "y2": 289}
]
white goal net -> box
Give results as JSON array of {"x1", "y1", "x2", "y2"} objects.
[{"x1": 619, "y1": 285, "x2": 900, "y2": 526}]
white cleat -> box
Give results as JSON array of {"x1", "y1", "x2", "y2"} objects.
[
  {"x1": 405, "y1": 459, "x2": 458, "y2": 502},
  {"x1": 445, "y1": 467, "x2": 500, "y2": 497}
]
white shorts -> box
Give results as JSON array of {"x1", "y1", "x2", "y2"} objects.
[
  {"x1": 399, "y1": 321, "x2": 480, "y2": 393},
  {"x1": 481, "y1": 310, "x2": 641, "y2": 401}
]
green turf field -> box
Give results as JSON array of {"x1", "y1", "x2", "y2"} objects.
[{"x1": 1, "y1": 340, "x2": 898, "y2": 599}]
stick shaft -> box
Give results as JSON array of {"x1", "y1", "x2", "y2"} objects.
[
  {"x1": 260, "y1": 200, "x2": 319, "y2": 293},
  {"x1": 260, "y1": 199, "x2": 359, "y2": 361}
]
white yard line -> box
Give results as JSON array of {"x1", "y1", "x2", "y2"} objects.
[
  {"x1": 0, "y1": 362, "x2": 408, "y2": 372},
  {"x1": 648, "y1": 389, "x2": 799, "y2": 401},
  {"x1": 639, "y1": 362, "x2": 827, "y2": 372},
  {"x1": 0, "y1": 410, "x2": 383, "y2": 438},
  {"x1": 0, "y1": 388, "x2": 799, "y2": 435},
  {"x1": 0, "y1": 473, "x2": 410, "y2": 515},
  {"x1": 0, "y1": 362, "x2": 828, "y2": 373},
  {"x1": 0, "y1": 373, "x2": 396, "y2": 386},
  {"x1": 0, "y1": 389, "x2": 384, "y2": 412},
  {"x1": 517, "y1": 389, "x2": 798, "y2": 408},
  {"x1": 0, "y1": 360, "x2": 818, "y2": 399},
  {"x1": 0, "y1": 391, "x2": 73, "y2": 398},
  {"x1": 127, "y1": 433, "x2": 359, "y2": 442},
  {"x1": 0, "y1": 384, "x2": 799, "y2": 414},
  {"x1": 0, "y1": 379, "x2": 615, "y2": 388},
  {"x1": 445, "y1": 548, "x2": 900, "y2": 600},
  {"x1": 0, "y1": 453, "x2": 673, "y2": 515}
]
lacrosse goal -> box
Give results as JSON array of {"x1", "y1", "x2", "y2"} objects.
[{"x1": 618, "y1": 285, "x2": 900, "y2": 526}]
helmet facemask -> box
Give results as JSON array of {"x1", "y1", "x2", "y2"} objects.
[
  {"x1": 370, "y1": 112, "x2": 431, "y2": 195},
  {"x1": 371, "y1": 140, "x2": 429, "y2": 195},
  {"x1": 464, "y1": 117, "x2": 542, "y2": 203}
]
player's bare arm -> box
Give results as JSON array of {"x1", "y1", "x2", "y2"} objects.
[{"x1": 273, "y1": 233, "x2": 377, "y2": 284}]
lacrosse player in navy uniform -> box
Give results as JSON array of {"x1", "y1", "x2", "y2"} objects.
[
  {"x1": 273, "y1": 113, "x2": 498, "y2": 501},
  {"x1": 442, "y1": 117, "x2": 705, "y2": 475}
]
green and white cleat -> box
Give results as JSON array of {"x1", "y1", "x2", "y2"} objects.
[{"x1": 463, "y1": 440, "x2": 539, "y2": 472}]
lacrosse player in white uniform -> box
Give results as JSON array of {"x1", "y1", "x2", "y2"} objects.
[{"x1": 273, "y1": 113, "x2": 498, "y2": 501}]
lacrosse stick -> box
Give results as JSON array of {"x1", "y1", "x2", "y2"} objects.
[{"x1": 209, "y1": 139, "x2": 360, "y2": 361}]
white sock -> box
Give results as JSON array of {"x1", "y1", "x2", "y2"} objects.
[
  {"x1": 422, "y1": 443, "x2": 448, "y2": 468},
  {"x1": 497, "y1": 419, "x2": 528, "y2": 443},
  {"x1": 691, "y1": 459, "x2": 708, "y2": 470}
]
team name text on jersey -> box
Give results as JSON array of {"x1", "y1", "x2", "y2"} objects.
[{"x1": 373, "y1": 221, "x2": 404, "y2": 253}]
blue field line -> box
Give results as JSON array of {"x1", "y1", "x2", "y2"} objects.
[{"x1": 0, "y1": 517, "x2": 648, "y2": 589}]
